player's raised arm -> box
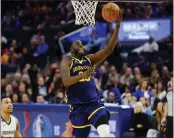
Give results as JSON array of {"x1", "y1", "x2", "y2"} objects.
[
  {"x1": 87, "y1": 9, "x2": 124, "y2": 65},
  {"x1": 14, "y1": 118, "x2": 22, "y2": 137},
  {"x1": 60, "y1": 57, "x2": 95, "y2": 87}
]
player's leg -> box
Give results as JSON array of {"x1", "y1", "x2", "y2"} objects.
[
  {"x1": 72, "y1": 126, "x2": 91, "y2": 138},
  {"x1": 94, "y1": 114, "x2": 110, "y2": 137},
  {"x1": 88, "y1": 105, "x2": 111, "y2": 137},
  {"x1": 61, "y1": 121, "x2": 74, "y2": 137},
  {"x1": 69, "y1": 106, "x2": 91, "y2": 138}
]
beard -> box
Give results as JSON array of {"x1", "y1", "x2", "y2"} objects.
[
  {"x1": 78, "y1": 52, "x2": 84, "y2": 58},
  {"x1": 72, "y1": 50, "x2": 84, "y2": 58}
]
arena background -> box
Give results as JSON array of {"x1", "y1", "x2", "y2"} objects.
[{"x1": 1, "y1": 0, "x2": 173, "y2": 137}]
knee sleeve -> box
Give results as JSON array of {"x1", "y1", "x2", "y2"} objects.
[{"x1": 97, "y1": 124, "x2": 110, "y2": 137}]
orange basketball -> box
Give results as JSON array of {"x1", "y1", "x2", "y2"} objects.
[{"x1": 102, "y1": 3, "x2": 120, "y2": 22}]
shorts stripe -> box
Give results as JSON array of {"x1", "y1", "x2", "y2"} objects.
[
  {"x1": 72, "y1": 124, "x2": 91, "y2": 128},
  {"x1": 88, "y1": 106, "x2": 105, "y2": 120}
]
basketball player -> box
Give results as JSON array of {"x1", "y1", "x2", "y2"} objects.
[
  {"x1": 60, "y1": 9, "x2": 123, "y2": 138},
  {"x1": 1, "y1": 96, "x2": 22, "y2": 137}
]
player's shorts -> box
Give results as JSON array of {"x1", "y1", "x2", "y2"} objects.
[{"x1": 69, "y1": 101, "x2": 110, "y2": 138}]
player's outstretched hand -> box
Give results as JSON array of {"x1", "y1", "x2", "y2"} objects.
[
  {"x1": 83, "y1": 66, "x2": 95, "y2": 78},
  {"x1": 116, "y1": 9, "x2": 124, "y2": 28}
]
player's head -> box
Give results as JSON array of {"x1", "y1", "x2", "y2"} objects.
[
  {"x1": 1, "y1": 96, "x2": 13, "y2": 114},
  {"x1": 149, "y1": 36, "x2": 154, "y2": 44},
  {"x1": 71, "y1": 40, "x2": 84, "y2": 58}
]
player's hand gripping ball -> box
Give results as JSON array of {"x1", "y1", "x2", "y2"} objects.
[{"x1": 102, "y1": 3, "x2": 120, "y2": 22}]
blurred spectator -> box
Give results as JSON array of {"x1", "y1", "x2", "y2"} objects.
[
  {"x1": 150, "y1": 87, "x2": 157, "y2": 109},
  {"x1": 132, "y1": 37, "x2": 159, "y2": 54},
  {"x1": 18, "y1": 82, "x2": 27, "y2": 96},
  {"x1": 36, "y1": 94, "x2": 48, "y2": 104},
  {"x1": 112, "y1": 74, "x2": 124, "y2": 93},
  {"x1": 155, "y1": 3, "x2": 168, "y2": 17},
  {"x1": 133, "y1": 67, "x2": 141, "y2": 76},
  {"x1": 134, "y1": 78, "x2": 152, "y2": 101},
  {"x1": 21, "y1": 93, "x2": 32, "y2": 104},
  {"x1": 107, "y1": 65, "x2": 118, "y2": 84},
  {"x1": 139, "y1": 97, "x2": 153, "y2": 115},
  {"x1": 20, "y1": 47, "x2": 31, "y2": 67},
  {"x1": 98, "y1": 65, "x2": 108, "y2": 89},
  {"x1": 14, "y1": 72, "x2": 22, "y2": 82},
  {"x1": 85, "y1": 29, "x2": 106, "y2": 52},
  {"x1": 33, "y1": 36, "x2": 48, "y2": 69},
  {"x1": 21, "y1": 74, "x2": 31, "y2": 86},
  {"x1": 4, "y1": 84, "x2": 13, "y2": 97},
  {"x1": 11, "y1": 93, "x2": 20, "y2": 103},
  {"x1": 147, "y1": 102, "x2": 166, "y2": 138},
  {"x1": 161, "y1": 66, "x2": 170, "y2": 89},
  {"x1": 149, "y1": 69, "x2": 160, "y2": 87},
  {"x1": 11, "y1": 80, "x2": 18, "y2": 93},
  {"x1": 5, "y1": 74, "x2": 13, "y2": 84},
  {"x1": 144, "y1": 4, "x2": 154, "y2": 19},
  {"x1": 32, "y1": 76, "x2": 48, "y2": 101},
  {"x1": 153, "y1": 81, "x2": 167, "y2": 110},
  {"x1": 49, "y1": 89, "x2": 66, "y2": 104},
  {"x1": 134, "y1": 6, "x2": 144, "y2": 19},
  {"x1": 1, "y1": 49, "x2": 9, "y2": 64},
  {"x1": 2, "y1": 14, "x2": 20, "y2": 30},
  {"x1": 133, "y1": 74, "x2": 142, "y2": 89},
  {"x1": 123, "y1": 79, "x2": 135, "y2": 94},
  {"x1": 103, "y1": 84, "x2": 121, "y2": 104},
  {"x1": 122, "y1": 92, "x2": 135, "y2": 107},
  {"x1": 103, "y1": 61, "x2": 110, "y2": 71},
  {"x1": 156, "y1": 81, "x2": 166, "y2": 99},
  {"x1": 30, "y1": 64, "x2": 55, "y2": 101},
  {"x1": 120, "y1": 67, "x2": 134, "y2": 85},
  {"x1": 1, "y1": 79, "x2": 6, "y2": 95},
  {"x1": 107, "y1": 92, "x2": 117, "y2": 104},
  {"x1": 123, "y1": 102, "x2": 150, "y2": 138},
  {"x1": 124, "y1": 8, "x2": 134, "y2": 19},
  {"x1": 155, "y1": 102, "x2": 166, "y2": 138}
]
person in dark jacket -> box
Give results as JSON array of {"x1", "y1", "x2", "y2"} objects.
[{"x1": 123, "y1": 102, "x2": 151, "y2": 138}]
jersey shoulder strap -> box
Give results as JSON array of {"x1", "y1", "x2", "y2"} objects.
[{"x1": 84, "y1": 56, "x2": 92, "y2": 65}]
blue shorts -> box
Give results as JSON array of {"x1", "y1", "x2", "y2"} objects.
[{"x1": 69, "y1": 102, "x2": 109, "y2": 138}]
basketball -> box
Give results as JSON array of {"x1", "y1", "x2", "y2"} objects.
[{"x1": 102, "y1": 3, "x2": 120, "y2": 22}]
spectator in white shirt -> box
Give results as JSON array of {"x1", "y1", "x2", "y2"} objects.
[{"x1": 132, "y1": 36, "x2": 159, "y2": 54}]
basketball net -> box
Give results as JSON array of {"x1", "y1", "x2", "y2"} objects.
[
  {"x1": 71, "y1": 0, "x2": 98, "y2": 25},
  {"x1": 71, "y1": 0, "x2": 165, "y2": 26}
]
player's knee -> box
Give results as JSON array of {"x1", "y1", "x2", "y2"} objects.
[{"x1": 97, "y1": 124, "x2": 110, "y2": 138}]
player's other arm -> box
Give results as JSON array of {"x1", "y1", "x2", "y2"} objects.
[
  {"x1": 87, "y1": 9, "x2": 124, "y2": 65},
  {"x1": 14, "y1": 118, "x2": 22, "y2": 137},
  {"x1": 60, "y1": 58, "x2": 95, "y2": 87}
]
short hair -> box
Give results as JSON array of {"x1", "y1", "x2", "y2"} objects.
[
  {"x1": 1, "y1": 95, "x2": 11, "y2": 101},
  {"x1": 22, "y1": 93, "x2": 29, "y2": 97},
  {"x1": 37, "y1": 94, "x2": 44, "y2": 97},
  {"x1": 57, "y1": 89, "x2": 64, "y2": 93},
  {"x1": 125, "y1": 92, "x2": 132, "y2": 96},
  {"x1": 134, "y1": 102, "x2": 144, "y2": 113}
]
